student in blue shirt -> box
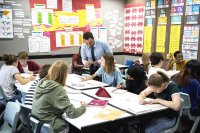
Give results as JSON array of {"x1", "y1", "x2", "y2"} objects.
[
  {"x1": 173, "y1": 59, "x2": 200, "y2": 116},
  {"x1": 82, "y1": 53, "x2": 123, "y2": 89},
  {"x1": 81, "y1": 32, "x2": 113, "y2": 75}
]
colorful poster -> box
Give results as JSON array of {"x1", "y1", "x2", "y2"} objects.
[
  {"x1": 143, "y1": 26, "x2": 153, "y2": 53},
  {"x1": 186, "y1": 15, "x2": 198, "y2": 24},
  {"x1": 56, "y1": 31, "x2": 83, "y2": 47},
  {"x1": 124, "y1": 4, "x2": 145, "y2": 54},
  {"x1": 147, "y1": 18, "x2": 153, "y2": 25},
  {"x1": 158, "y1": 16, "x2": 167, "y2": 25},
  {"x1": 156, "y1": 26, "x2": 166, "y2": 53},
  {"x1": 169, "y1": 25, "x2": 181, "y2": 54},
  {"x1": 171, "y1": 16, "x2": 181, "y2": 24},
  {"x1": 0, "y1": 9, "x2": 13, "y2": 38},
  {"x1": 171, "y1": 6, "x2": 184, "y2": 16},
  {"x1": 182, "y1": 26, "x2": 199, "y2": 60}
]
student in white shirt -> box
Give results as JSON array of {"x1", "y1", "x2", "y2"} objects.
[
  {"x1": 0, "y1": 54, "x2": 35, "y2": 102},
  {"x1": 148, "y1": 52, "x2": 168, "y2": 78}
]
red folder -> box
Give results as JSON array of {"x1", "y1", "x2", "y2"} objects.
[
  {"x1": 95, "y1": 87, "x2": 111, "y2": 98},
  {"x1": 88, "y1": 99, "x2": 109, "y2": 107}
]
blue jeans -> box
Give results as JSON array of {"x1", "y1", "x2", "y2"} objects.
[
  {"x1": 9, "y1": 94, "x2": 22, "y2": 103},
  {"x1": 145, "y1": 117, "x2": 176, "y2": 133}
]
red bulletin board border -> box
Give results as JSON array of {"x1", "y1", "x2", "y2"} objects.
[{"x1": 29, "y1": 0, "x2": 101, "y2": 51}]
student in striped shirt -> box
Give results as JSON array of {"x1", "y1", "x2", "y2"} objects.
[{"x1": 24, "y1": 64, "x2": 51, "y2": 106}]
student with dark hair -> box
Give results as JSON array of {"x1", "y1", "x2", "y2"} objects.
[
  {"x1": 139, "y1": 71, "x2": 180, "y2": 133},
  {"x1": 82, "y1": 54, "x2": 123, "y2": 89},
  {"x1": 72, "y1": 47, "x2": 86, "y2": 75},
  {"x1": 167, "y1": 51, "x2": 187, "y2": 71},
  {"x1": 173, "y1": 59, "x2": 200, "y2": 116},
  {"x1": 81, "y1": 32, "x2": 113, "y2": 75},
  {"x1": 24, "y1": 64, "x2": 51, "y2": 106},
  {"x1": 126, "y1": 64, "x2": 147, "y2": 94},
  {"x1": 32, "y1": 60, "x2": 86, "y2": 133},
  {"x1": 0, "y1": 54, "x2": 35, "y2": 102},
  {"x1": 147, "y1": 52, "x2": 167, "y2": 78},
  {"x1": 17, "y1": 51, "x2": 41, "y2": 74}
]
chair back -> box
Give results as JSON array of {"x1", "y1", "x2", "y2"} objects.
[
  {"x1": 180, "y1": 92, "x2": 200, "y2": 133},
  {"x1": 0, "y1": 85, "x2": 7, "y2": 104},
  {"x1": 19, "y1": 104, "x2": 31, "y2": 127},
  {"x1": 29, "y1": 116, "x2": 54, "y2": 133},
  {"x1": 180, "y1": 92, "x2": 191, "y2": 109},
  {"x1": 4, "y1": 102, "x2": 21, "y2": 133},
  {"x1": 163, "y1": 98, "x2": 183, "y2": 133}
]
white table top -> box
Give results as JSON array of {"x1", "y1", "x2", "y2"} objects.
[
  {"x1": 66, "y1": 74, "x2": 109, "y2": 90},
  {"x1": 63, "y1": 93, "x2": 131, "y2": 130},
  {"x1": 83, "y1": 87, "x2": 167, "y2": 115},
  {"x1": 16, "y1": 74, "x2": 109, "y2": 93}
]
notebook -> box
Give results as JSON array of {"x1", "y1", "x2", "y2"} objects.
[{"x1": 88, "y1": 99, "x2": 109, "y2": 108}]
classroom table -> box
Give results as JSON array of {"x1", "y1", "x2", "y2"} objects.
[
  {"x1": 64, "y1": 93, "x2": 132, "y2": 133},
  {"x1": 82, "y1": 87, "x2": 167, "y2": 115},
  {"x1": 66, "y1": 74, "x2": 109, "y2": 90},
  {"x1": 81, "y1": 64, "x2": 129, "y2": 74}
]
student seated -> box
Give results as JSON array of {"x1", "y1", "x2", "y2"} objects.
[
  {"x1": 24, "y1": 64, "x2": 51, "y2": 106},
  {"x1": 72, "y1": 47, "x2": 87, "y2": 75},
  {"x1": 126, "y1": 64, "x2": 147, "y2": 94},
  {"x1": 17, "y1": 51, "x2": 41, "y2": 74},
  {"x1": 0, "y1": 54, "x2": 35, "y2": 102},
  {"x1": 135, "y1": 52, "x2": 151, "y2": 73},
  {"x1": 173, "y1": 59, "x2": 200, "y2": 116},
  {"x1": 167, "y1": 51, "x2": 187, "y2": 71},
  {"x1": 147, "y1": 52, "x2": 168, "y2": 78},
  {"x1": 82, "y1": 53, "x2": 124, "y2": 89},
  {"x1": 32, "y1": 60, "x2": 86, "y2": 133},
  {"x1": 139, "y1": 71, "x2": 180, "y2": 133}
]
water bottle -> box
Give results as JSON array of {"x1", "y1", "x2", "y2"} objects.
[{"x1": 173, "y1": 62, "x2": 176, "y2": 71}]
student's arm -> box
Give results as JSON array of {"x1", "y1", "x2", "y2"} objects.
[
  {"x1": 138, "y1": 87, "x2": 153, "y2": 104},
  {"x1": 73, "y1": 56, "x2": 85, "y2": 68},
  {"x1": 82, "y1": 73, "x2": 96, "y2": 81},
  {"x1": 14, "y1": 73, "x2": 35, "y2": 85},
  {"x1": 115, "y1": 69, "x2": 124, "y2": 89},
  {"x1": 150, "y1": 94, "x2": 180, "y2": 111},
  {"x1": 166, "y1": 54, "x2": 173, "y2": 70}
]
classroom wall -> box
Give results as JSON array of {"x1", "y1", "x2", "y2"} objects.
[{"x1": 0, "y1": 0, "x2": 126, "y2": 66}]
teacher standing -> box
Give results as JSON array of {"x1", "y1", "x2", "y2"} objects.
[{"x1": 81, "y1": 32, "x2": 113, "y2": 75}]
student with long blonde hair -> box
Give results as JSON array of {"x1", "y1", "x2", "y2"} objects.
[
  {"x1": 82, "y1": 53, "x2": 123, "y2": 89},
  {"x1": 32, "y1": 60, "x2": 86, "y2": 133}
]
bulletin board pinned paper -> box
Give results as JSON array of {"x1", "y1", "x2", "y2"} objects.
[{"x1": 29, "y1": 0, "x2": 102, "y2": 51}]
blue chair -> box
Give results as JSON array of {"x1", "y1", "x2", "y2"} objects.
[
  {"x1": 0, "y1": 102, "x2": 21, "y2": 133},
  {"x1": 125, "y1": 60, "x2": 134, "y2": 67},
  {"x1": 180, "y1": 92, "x2": 200, "y2": 133},
  {"x1": 29, "y1": 115, "x2": 54, "y2": 133}
]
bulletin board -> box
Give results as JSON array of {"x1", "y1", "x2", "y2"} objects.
[
  {"x1": 143, "y1": 0, "x2": 200, "y2": 60},
  {"x1": 29, "y1": 0, "x2": 102, "y2": 51},
  {"x1": 0, "y1": 8, "x2": 13, "y2": 38}
]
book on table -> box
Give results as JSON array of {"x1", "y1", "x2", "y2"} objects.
[{"x1": 88, "y1": 99, "x2": 109, "y2": 108}]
